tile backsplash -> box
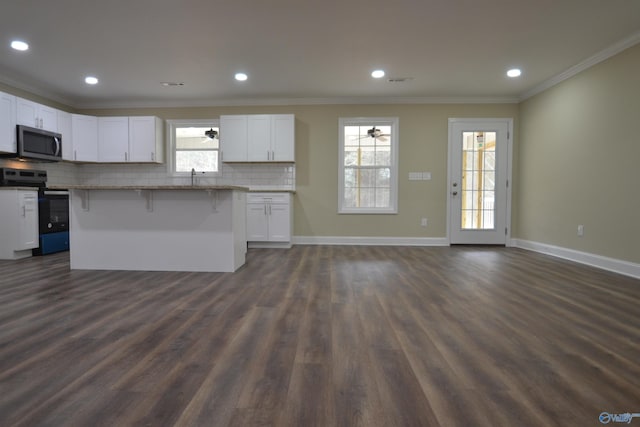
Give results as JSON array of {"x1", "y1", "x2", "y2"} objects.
[{"x1": 0, "y1": 158, "x2": 295, "y2": 190}]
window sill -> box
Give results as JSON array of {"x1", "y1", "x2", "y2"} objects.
[{"x1": 338, "y1": 208, "x2": 398, "y2": 215}]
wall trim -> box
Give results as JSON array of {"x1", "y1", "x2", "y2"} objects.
[
  {"x1": 512, "y1": 239, "x2": 640, "y2": 280},
  {"x1": 248, "y1": 242, "x2": 292, "y2": 249},
  {"x1": 519, "y1": 30, "x2": 640, "y2": 101},
  {"x1": 292, "y1": 236, "x2": 449, "y2": 246},
  {"x1": 74, "y1": 96, "x2": 520, "y2": 110}
]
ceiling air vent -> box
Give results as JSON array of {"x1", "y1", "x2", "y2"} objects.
[{"x1": 387, "y1": 77, "x2": 414, "y2": 83}]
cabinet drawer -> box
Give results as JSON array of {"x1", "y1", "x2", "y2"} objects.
[{"x1": 247, "y1": 192, "x2": 290, "y2": 204}]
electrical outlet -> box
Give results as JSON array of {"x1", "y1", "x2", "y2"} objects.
[
  {"x1": 421, "y1": 218, "x2": 428, "y2": 227},
  {"x1": 577, "y1": 224, "x2": 584, "y2": 237}
]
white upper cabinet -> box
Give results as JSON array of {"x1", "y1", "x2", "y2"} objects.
[
  {"x1": 220, "y1": 115, "x2": 248, "y2": 162},
  {"x1": 94, "y1": 116, "x2": 163, "y2": 163},
  {"x1": 129, "y1": 116, "x2": 163, "y2": 163},
  {"x1": 247, "y1": 115, "x2": 271, "y2": 161},
  {"x1": 271, "y1": 114, "x2": 295, "y2": 161},
  {"x1": 0, "y1": 91, "x2": 16, "y2": 153},
  {"x1": 98, "y1": 117, "x2": 129, "y2": 162},
  {"x1": 57, "y1": 110, "x2": 73, "y2": 161},
  {"x1": 71, "y1": 114, "x2": 98, "y2": 162},
  {"x1": 16, "y1": 97, "x2": 58, "y2": 132},
  {"x1": 220, "y1": 114, "x2": 294, "y2": 163}
]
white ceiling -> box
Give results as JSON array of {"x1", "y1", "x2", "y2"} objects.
[{"x1": 1, "y1": 0, "x2": 639, "y2": 108}]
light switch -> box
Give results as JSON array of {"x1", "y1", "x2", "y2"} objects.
[{"x1": 422, "y1": 172, "x2": 431, "y2": 180}]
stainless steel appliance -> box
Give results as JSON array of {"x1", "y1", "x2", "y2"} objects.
[
  {"x1": 33, "y1": 189, "x2": 69, "y2": 255},
  {"x1": 0, "y1": 167, "x2": 48, "y2": 186},
  {"x1": 0, "y1": 125, "x2": 62, "y2": 162}
]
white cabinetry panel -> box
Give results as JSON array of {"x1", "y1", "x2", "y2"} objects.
[
  {"x1": 220, "y1": 115, "x2": 248, "y2": 162},
  {"x1": 247, "y1": 115, "x2": 271, "y2": 161},
  {"x1": 0, "y1": 91, "x2": 16, "y2": 153},
  {"x1": 246, "y1": 192, "x2": 292, "y2": 246},
  {"x1": 129, "y1": 116, "x2": 163, "y2": 163},
  {"x1": 71, "y1": 114, "x2": 98, "y2": 162},
  {"x1": 220, "y1": 114, "x2": 294, "y2": 163},
  {"x1": 271, "y1": 114, "x2": 295, "y2": 162},
  {"x1": 0, "y1": 189, "x2": 39, "y2": 260},
  {"x1": 98, "y1": 116, "x2": 129, "y2": 162},
  {"x1": 16, "y1": 98, "x2": 58, "y2": 132},
  {"x1": 57, "y1": 110, "x2": 73, "y2": 161},
  {"x1": 98, "y1": 117, "x2": 129, "y2": 163}
]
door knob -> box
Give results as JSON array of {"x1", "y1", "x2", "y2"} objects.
[
  {"x1": 452, "y1": 191, "x2": 458, "y2": 196},
  {"x1": 453, "y1": 182, "x2": 458, "y2": 187}
]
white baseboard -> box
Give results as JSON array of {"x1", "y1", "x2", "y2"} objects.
[
  {"x1": 512, "y1": 239, "x2": 640, "y2": 280},
  {"x1": 248, "y1": 242, "x2": 292, "y2": 249},
  {"x1": 292, "y1": 236, "x2": 449, "y2": 246}
]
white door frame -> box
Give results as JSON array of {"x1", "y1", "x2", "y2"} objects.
[{"x1": 447, "y1": 118, "x2": 514, "y2": 246}]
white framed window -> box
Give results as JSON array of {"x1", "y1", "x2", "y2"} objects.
[
  {"x1": 338, "y1": 117, "x2": 399, "y2": 214},
  {"x1": 167, "y1": 119, "x2": 220, "y2": 176}
]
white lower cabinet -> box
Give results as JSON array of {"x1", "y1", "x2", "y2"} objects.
[
  {"x1": 246, "y1": 192, "x2": 292, "y2": 246},
  {"x1": 0, "y1": 189, "x2": 39, "y2": 260}
]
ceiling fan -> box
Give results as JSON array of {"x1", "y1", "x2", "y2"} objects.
[
  {"x1": 204, "y1": 128, "x2": 218, "y2": 139},
  {"x1": 353, "y1": 126, "x2": 390, "y2": 141}
]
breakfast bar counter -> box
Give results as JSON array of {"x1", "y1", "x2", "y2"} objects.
[{"x1": 64, "y1": 185, "x2": 249, "y2": 272}]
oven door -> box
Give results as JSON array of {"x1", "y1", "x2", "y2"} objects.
[{"x1": 38, "y1": 190, "x2": 69, "y2": 234}]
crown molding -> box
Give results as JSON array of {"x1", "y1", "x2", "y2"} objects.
[
  {"x1": 73, "y1": 95, "x2": 520, "y2": 110},
  {"x1": 2, "y1": 32, "x2": 638, "y2": 110},
  {"x1": 519, "y1": 30, "x2": 640, "y2": 101},
  {"x1": 0, "y1": 73, "x2": 75, "y2": 109}
]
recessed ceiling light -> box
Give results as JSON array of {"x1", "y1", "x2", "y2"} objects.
[
  {"x1": 85, "y1": 76, "x2": 99, "y2": 85},
  {"x1": 161, "y1": 82, "x2": 185, "y2": 87},
  {"x1": 371, "y1": 70, "x2": 385, "y2": 79},
  {"x1": 235, "y1": 72, "x2": 248, "y2": 81},
  {"x1": 507, "y1": 68, "x2": 522, "y2": 78},
  {"x1": 10, "y1": 40, "x2": 29, "y2": 51}
]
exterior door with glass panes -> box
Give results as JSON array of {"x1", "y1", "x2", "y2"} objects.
[{"x1": 448, "y1": 119, "x2": 511, "y2": 244}]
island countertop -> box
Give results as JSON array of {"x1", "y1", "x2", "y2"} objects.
[
  {"x1": 52, "y1": 184, "x2": 250, "y2": 191},
  {"x1": 67, "y1": 186, "x2": 248, "y2": 272}
]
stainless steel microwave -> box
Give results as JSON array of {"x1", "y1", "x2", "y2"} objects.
[{"x1": 16, "y1": 125, "x2": 62, "y2": 162}]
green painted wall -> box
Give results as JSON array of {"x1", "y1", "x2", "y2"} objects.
[{"x1": 517, "y1": 44, "x2": 640, "y2": 263}]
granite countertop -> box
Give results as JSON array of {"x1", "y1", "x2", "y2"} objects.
[
  {"x1": 51, "y1": 185, "x2": 250, "y2": 191},
  {"x1": 248, "y1": 189, "x2": 296, "y2": 194},
  {"x1": 0, "y1": 186, "x2": 40, "y2": 191}
]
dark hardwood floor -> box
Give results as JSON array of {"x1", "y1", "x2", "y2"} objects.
[{"x1": 0, "y1": 246, "x2": 638, "y2": 426}]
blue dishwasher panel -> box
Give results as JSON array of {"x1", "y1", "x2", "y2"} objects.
[{"x1": 37, "y1": 231, "x2": 69, "y2": 255}]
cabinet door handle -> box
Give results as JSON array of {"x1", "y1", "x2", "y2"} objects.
[
  {"x1": 272, "y1": 150, "x2": 275, "y2": 161},
  {"x1": 125, "y1": 152, "x2": 128, "y2": 162},
  {"x1": 151, "y1": 152, "x2": 154, "y2": 162},
  {"x1": 264, "y1": 205, "x2": 267, "y2": 215},
  {"x1": 74, "y1": 150, "x2": 77, "y2": 161},
  {"x1": 22, "y1": 205, "x2": 26, "y2": 217}
]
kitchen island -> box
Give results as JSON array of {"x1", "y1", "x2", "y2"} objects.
[{"x1": 63, "y1": 185, "x2": 249, "y2": 272}]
